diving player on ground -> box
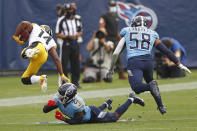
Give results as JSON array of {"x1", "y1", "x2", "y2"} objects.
[
  {"x1": 43, "y1": 83, "x2": 145, "y2": 124},
  {"x1": 106, "y1": 16, "x2": 191, "y2": 114},
  {"x1": 13, "y1": 21, "x2": 70, "y2": 92}
]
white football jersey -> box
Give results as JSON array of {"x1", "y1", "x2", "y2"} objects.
[{"x1": 28, "y1": 24, "x2": 56, "y2": 52}]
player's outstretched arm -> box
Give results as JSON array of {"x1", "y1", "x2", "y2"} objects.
[
  {"x1": 110, "y1": 37, "x2": 125, "y2": 72},
  {"x1": 154, "y1": 39, "x2": 191, "y2": 73},
  {"x1": 48, "y1": 47, "x2": 70, "y2": 83},
  {"x1": 106, "y1": 37, "x2": 126, "y2": 79},
  {"x1": 43, "y1": 100, "x2": 58, "y2": 113}
]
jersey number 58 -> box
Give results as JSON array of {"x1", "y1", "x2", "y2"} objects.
[{"x1": 130, "y1": 33, "x2": 150, "y2": 50}]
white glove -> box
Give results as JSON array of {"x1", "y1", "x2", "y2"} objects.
[
  {"x1": 178, "y1": 64, "x2": 192, "y2": 73},
  {"x1": 25, "y1": 49, "x2": 40, "y2": 58}
]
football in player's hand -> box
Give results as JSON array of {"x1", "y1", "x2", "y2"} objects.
[{"x1": 19, "y1": 30, "x2": 29, "y2": 42}]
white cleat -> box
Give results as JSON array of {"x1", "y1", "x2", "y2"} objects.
[{"x1": 40, "y1": 75, "x2": 47, "y2": 93}]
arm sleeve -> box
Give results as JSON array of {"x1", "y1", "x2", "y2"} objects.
[
  {"x1": 113, "y1": 37, "x2": 126, "y2": 55},
  {"x1": 43, "y1": 105, "x2": 58, "y2": 113},
  {"x1": 120, "y1": 28, "x2": 126, "y2": 37},
  {"x1": 43, "y1": 98, "x2": 59, "y2": 113},
  {"x1": 109, "y1": 37, "x2": 126, "y2": 71},
  {"x1": 155, "y1": 42, "x2": 179, "y2": 65}
]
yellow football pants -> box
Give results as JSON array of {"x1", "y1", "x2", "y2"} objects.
[{"x1": 21, "y1": 42, "x2": 48, "y2": 78}]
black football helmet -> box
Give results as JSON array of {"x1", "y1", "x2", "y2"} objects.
[
  {"x1": 58, "y1": 83, "x2": 77, "y2": 104},
  {"x1": 40, "y1": 25, "x2": 53, "y2": 36},
  {"x1": 131, "y1": 16, "x2": 148, "y2": 27}
]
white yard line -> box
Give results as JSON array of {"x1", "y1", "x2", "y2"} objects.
[{"x1": 0, "y1": 82, "x2": 197, "y2": 107}]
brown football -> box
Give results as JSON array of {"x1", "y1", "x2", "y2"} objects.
[{"x1": 19, "y1": 30, "x2": 30, "y2": 42}]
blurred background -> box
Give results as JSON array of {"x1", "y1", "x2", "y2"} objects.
[{"x1": 0, "y1": 0, "x2": 197, "y2": 74}]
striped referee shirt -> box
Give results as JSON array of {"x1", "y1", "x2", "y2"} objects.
[{"x1": 56, "y1": 15, "x2": 82, "y2": 37}]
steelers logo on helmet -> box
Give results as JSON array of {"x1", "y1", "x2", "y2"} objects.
[
  {"x1": 40, "y1": 25, "x2": 53, "y2": 36},
  {"x1": 58, "y1": 83, "x2": 77, "y2": 104}
]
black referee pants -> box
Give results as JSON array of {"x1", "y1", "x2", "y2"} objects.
[{"x1": 61, "y1": 43, "x2": 80, "y2": 86}]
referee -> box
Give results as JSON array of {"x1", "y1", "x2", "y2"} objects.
[{"x1": 56, "y1": 3, "x2": 83, "y2": 88}]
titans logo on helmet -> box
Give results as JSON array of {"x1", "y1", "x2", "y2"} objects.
[{"x1": 116, "y1": 1, "x2": 158, "y2": 30}]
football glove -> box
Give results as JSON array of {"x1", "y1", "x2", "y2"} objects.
[
  {"x1": 178, "y1": 64, "x2": 192, "y2": 73},
  {"x1": 25, "y1": 49, "x2": 40, "y2": 58},
  {"x1": 13, "y1": 35, "x2": 25, "y2": 44},
  {"x1": 55, "y1": 111, "x2": 64, "y2": 120},
  {"x1": 60, "y1": 74, "x2": 71, "y2": 84},
  {"x1": 46, "y1": 100, "x2": 56, "y2": 107}
]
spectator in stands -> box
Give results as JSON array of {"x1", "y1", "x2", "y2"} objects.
[
  {"x1": 83, "y1": 31, "x2": 114, "y2": 83},
  {"x1": 56, "y1": 3, "x2": 83, "y2": 88},
  {"x1": 155, "y1": 37, "x2": 187, "y2": 78},
  {"x1": 99, "y1": 0, "x2": 127, "y2": 80}
]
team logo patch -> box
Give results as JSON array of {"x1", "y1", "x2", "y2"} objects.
[{"x1": 116, "y1": 1, "x2": 158, "y2": 30}]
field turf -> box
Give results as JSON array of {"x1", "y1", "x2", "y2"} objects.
[{"x1": 0, "y1": 70, "x2": 197, "y2": 131}]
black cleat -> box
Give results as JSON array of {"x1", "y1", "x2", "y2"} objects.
[
  {"x1": 105, "y1": 98, "x2": 113, "y2": 110},
  {"x1": 158, "y1": 106, "x2": 167, "y2": 115},
  {"x1": 129, "y1": 93, "x2": 145, "y2": 106}
]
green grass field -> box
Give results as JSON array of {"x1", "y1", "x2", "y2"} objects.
[{"x1": 0, "y1": 70, "x2": 197, "y2": 131}]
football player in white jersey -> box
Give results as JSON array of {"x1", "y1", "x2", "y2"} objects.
[{"x1": 13, "y1": 21, "x2": 70, "y2": 92}]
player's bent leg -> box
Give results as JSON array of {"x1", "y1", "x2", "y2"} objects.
[
  {"x1": 149, "y1": 80, "x2": 166, "y2": 114},
  {"x1": 21, "y1": 42, "x2": 48, "y2": 92},
  {"x1": 128, "y1": 69, "x2": 150, "y2": 94},
  {"x1": 114, "y1": 94, "x2": 134, "y2": 119}
]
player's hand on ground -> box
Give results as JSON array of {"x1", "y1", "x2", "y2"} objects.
[
  {"x1": 61, "y1": 74, "x2": 71, "y2": 83},
  {"x1": 46, "y1": 100, "x2": 56, "y2": 107},
  {"x1": 13, "y1": 35, "x2": 25, "y2": 44},
  {"x1": 55, "y1": 111, "x2": 64, "y2": 120},
  {"x1": 178, "y1": 64, "x2": 192, "y2": 73}
]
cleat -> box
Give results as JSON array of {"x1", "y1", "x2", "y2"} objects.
[
  {"x1": 105, "y1": 98, "x2": 113, "y2": 110},
  {"x1": 40, "y1": 75, "x2": 47, "y2": 93},
  {"x1": 129, "y1": 93, "x2": 145, "y2": 106},
  {"x1": 158, "y1": 106, "x2": 167, "y2": 115}
]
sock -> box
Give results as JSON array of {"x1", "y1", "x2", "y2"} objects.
[
  {"x1": 115, "y1": 99, "x2": 133, "y2": 117},
  {"x1": 151, "y1": 92, "x2": 163, "y2": 107},
  {"x1": 98, "y1": 103, "x2": 107, "y2": 110},
  {"x1": 30, "y1": 75, "x2": 41, "y2": 84}
]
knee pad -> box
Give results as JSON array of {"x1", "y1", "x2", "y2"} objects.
[
  {"x1": 83, "y1": 77, "x2": 95, "y2": 83},
  {"x1": 21, "y1": 77, "x2": 32, "y2": 85}
]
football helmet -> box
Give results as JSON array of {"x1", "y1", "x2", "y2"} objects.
[
  {"x1": 58, "y1": 83, "x2": 77, "y2": 104},
  {"x1": 40, "y1": 25, "x2": 53, "y2": 36},
  {"x1": 131, "y1": 16, "x2": 148, "y2": 27}
]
